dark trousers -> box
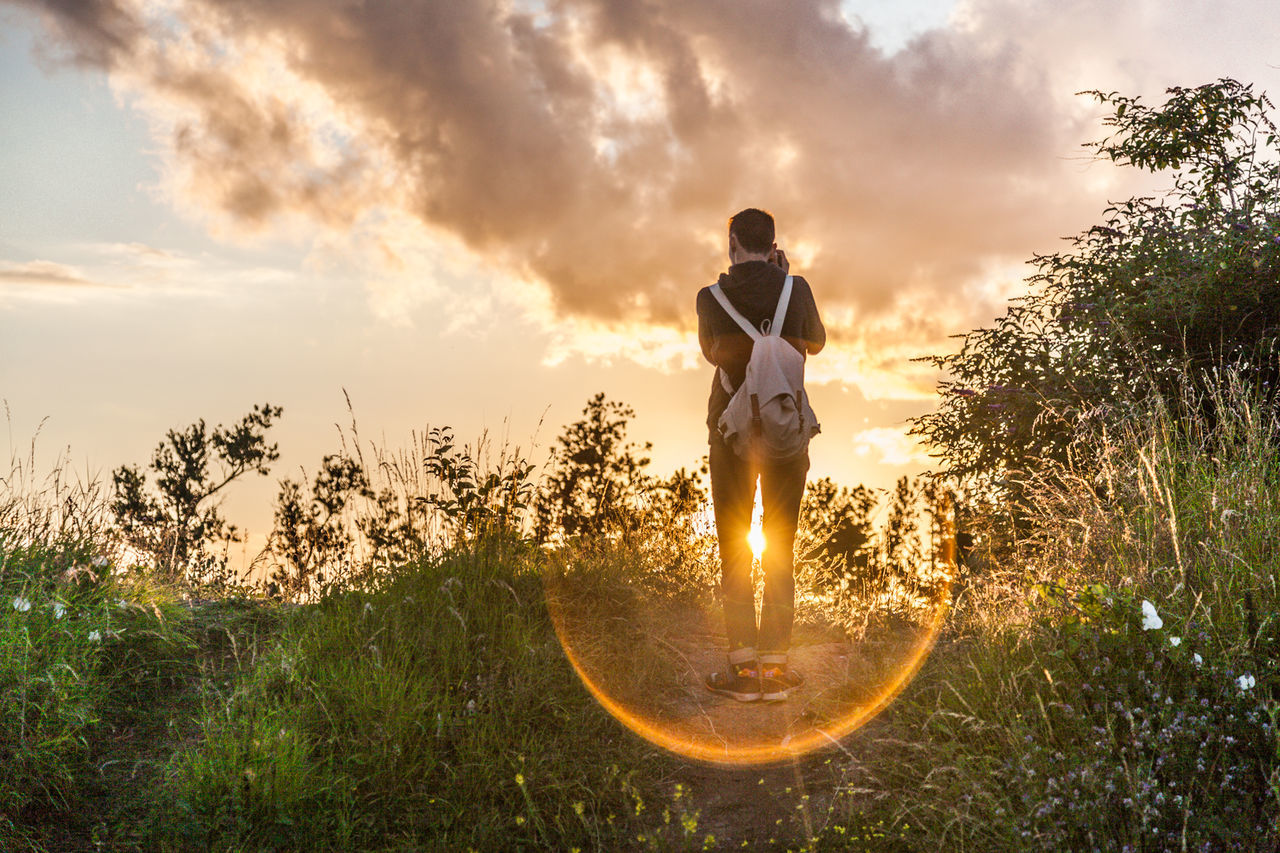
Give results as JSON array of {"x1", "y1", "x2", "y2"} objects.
[{"x1": 709, "y1": 433, "x2": 809, "y2": 658}]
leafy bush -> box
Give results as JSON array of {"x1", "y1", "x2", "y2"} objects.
[
  {"x1": 913, "y1": 79, "x2": 1280, "y2": 496},
  {"x1": 832, "y1": 372, "x2": 1280, "y2": 850},
  {"x1": 534, "y1": 393, "x2": 654, "y2": 546},
  {"x1": 112, "y1": 404, "x2": 282, "y2": 585}
]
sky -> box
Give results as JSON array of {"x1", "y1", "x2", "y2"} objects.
[{"x1": 2, "y1": 0, "x2": 1278, "y2": 565}]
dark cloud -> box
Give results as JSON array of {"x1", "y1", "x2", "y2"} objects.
[
  {"x1": 9, "y1": 0, "x2": 141, "y2": 67},
  {"x1": 11, "y1": 0, "x2": 1216, "y2": 363}
]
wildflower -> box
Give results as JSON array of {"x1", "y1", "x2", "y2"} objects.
[
  {"x1": 1169, "y1": 636, "x2": 1181, "y2": 647},
  {"x1": 515, "y1": 772, "x2": 525, "y2": 786},
  {"x1": 12, "y1": 596, "x2": 31, "y2": 613},
  {"x1": 88, "y1": 630, "x2": 102, "y2": 642},
  {"x1": 1238, "y1": 674, "x2": 1256, "y2": 691},
  {"x1": 1140, "y1": 600, "x2": 1163, "y2": 631},
  {"x1": 1193, "y1": 653, "x2": 1203, "y2": 666},
  {"x1": 52, "y1": 602, "x2": 65, "y2": 619}
]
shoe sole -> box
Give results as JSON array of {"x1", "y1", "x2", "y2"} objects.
[
  {"x1": 706, "y1": 685, "x2": 761, "y2": 702},
  {"x1": 761, "y1": 680, "x2": 802, "y2": 701}
]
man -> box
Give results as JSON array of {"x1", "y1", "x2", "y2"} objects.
[{"x1": 696, "y1": 208, "x2": 826, "y2": 702}]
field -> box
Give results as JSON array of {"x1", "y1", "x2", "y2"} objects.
[{"x1": 2, "y1": 376, "x2": 1277, "y2": 852}]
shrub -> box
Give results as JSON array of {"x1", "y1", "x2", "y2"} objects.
[{"x1": 913, "y1": 79, "x2": 1280, "y2": 499}]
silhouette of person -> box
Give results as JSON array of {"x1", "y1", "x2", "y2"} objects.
[{"x1": 696, "y1": 208, "x2": 825, "y2": 702}]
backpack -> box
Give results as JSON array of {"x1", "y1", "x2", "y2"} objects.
[{"x1": 710, "y1": 275, "x2": 820, "y2": 460}]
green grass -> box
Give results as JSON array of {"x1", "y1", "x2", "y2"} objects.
[
  {"x1": 812, "y1": 382, "x2": 1280, "y2": 851},
  {"x1": 3, "y1": 380, "x2": 1279, "y2": 850},
  {"x1": 0, "y1": 539, "x2": 244, "y2": 850},
  {"x1": 151, "y1": 539, "x2": 694, "y2": 851}
]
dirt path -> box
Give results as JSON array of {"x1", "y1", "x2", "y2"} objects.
[
  {"x1": 551, "y1": 593, "x2": 929, "y2": 846},
  {"x1": 661, "y1": 631, "x2": 877, "y2": 756},
  {"x1": 557, "y1": 595, "x2": 923, "y2": 760}
]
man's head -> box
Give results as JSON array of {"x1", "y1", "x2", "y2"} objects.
[{"x1": 728, "y1": 208, "x2": 776, "y2": 261}]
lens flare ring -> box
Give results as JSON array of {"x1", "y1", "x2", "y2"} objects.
[
  {"x1": 545, "y1": 498, "x2": 956, "y2": 767},
  {"x1": 548, "y1": 595, "x2": 949, "y2": 766}
]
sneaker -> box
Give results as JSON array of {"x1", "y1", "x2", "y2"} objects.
[
  {"x1": 761, "y1": 664, "x2": 804, "y2": 701},
  {"x1": 705, "y1": 663, "x2": 762, "y2": 702}
]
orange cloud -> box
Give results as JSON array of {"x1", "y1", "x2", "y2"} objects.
[
  {"x1": 0, "y1": 260, "x2": 110, "y2": 288},
  {"x1": 14, "y1": 0, "x2": 1278, "y2": 399}
]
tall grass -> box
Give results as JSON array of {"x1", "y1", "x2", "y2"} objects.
[
  {"x1": 822, "y1": 375, "x2": 1280, "y2": 851},
  {"x1": 153, "y1": 538, "x2": 706, "y2": 851},
  {"x1": 0, "y1": 426, "x2": 220, "y2": 850}
]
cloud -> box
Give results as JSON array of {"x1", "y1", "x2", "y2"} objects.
[
  {"x1": 7, "y1": 0, "x2": 140, "y2": 67},
  {"x1": 0, "y1": 260, "x2": 111, "y2": 288},
  {"x1": 852, "y1": 426, "x2": 932, "y2": 467},
  {"x1": 13, "y1": 0, "x2": 1280, "y2": 398}
]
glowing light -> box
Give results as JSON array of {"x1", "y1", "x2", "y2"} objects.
[
  {"x1": 548, "y1": 589, "x2": 950, "y2": 766},
  {"x1": 748, "y1": 485, "x2": 765, "y2": 559},
  {"x1": 544, "y1": 494, "x2": 957, "y2": 767}
]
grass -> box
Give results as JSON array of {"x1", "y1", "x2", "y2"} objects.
[
  {"x1": 2, "y1": 379, "x2": 1278, "y2": 850},
  {"x1": 812, "y1": 379, "x2": 1280, "y2": 851},
  {"x1": 153, "y1": 540, "x2": 689, "y2": 851},
  {"x1": 0, "y1": 543, "x2": 280, "y2": 850}
]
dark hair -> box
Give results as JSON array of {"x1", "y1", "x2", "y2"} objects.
[{"x1": 728, "y1": 208, "x2": 775, "y2": 254}]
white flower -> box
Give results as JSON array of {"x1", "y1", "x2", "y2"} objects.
[
  {"x1": 1140, "y1": 600, "x2": 1163, "y2": 631},
  {"x1": 88, "y1": 630, "x2": 102, "y2": 642},
  {"x1": 1169, "y1": 636, "x2": 1181, "y2": 647},
  {"x1": 91, "y1": 555, "x2": 109, "y2": 568},
  {"x1": 1238, "y1": 674, "x2": 1256, "y2": 691},
  {"x1": 1193, "y1": 653, "x2": 1203, "y2": 666},
  {"x1": 12, "y1": 596, "x2": 31, "y2": 613},
  {"x1": 52, "y1": 602, "x2": 66, "y2": 619}
]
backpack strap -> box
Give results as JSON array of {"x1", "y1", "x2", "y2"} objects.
[
  {"x1": 710, "y1": 284, "x2": 760, "y2": 394},
  {"x1": 709, "y1": 277, "x2": 795, "y2": 394},
  {"x1": 709, "y1": 284, "x2": 763, "y2": 341},
  {"x1": 770, "y1": 275, "x2": 794, "y2": 336}
]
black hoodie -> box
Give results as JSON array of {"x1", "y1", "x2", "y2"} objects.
[{"x1": 695, "y1": 260, "x2": 826, "y2": 438}]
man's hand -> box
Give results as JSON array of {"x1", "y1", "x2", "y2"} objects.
[{"x1": 771, "y1": 247, "x2": 790, "y2": 273}]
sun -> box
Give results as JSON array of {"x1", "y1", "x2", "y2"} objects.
[{"x1": 747, "y1": 487, "x2": 766, "y2": 559}]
